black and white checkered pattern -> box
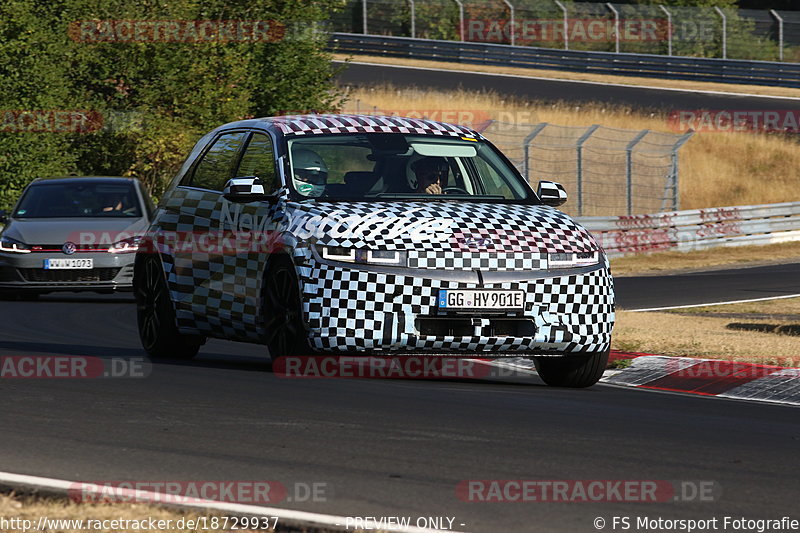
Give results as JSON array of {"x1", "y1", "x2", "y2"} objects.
[
  {"x1": 145, "y1": 117, "x2": 614, "y2": 355},
  {"x1": 303, "y1": 259, "x2": 614, "y2": 354},
  {"x1": 409, "y1": 251, "x2": 548, "y2": 271},
  {"x1": 269, "y1": 114, "x2": 483, "y2": 138},
  {"x1": 223, "y1": 177, "x2": 265, "y2": 196},
  {"x1": 537, "y1": 181, "x2": 568, "y2": 205},
  {"x1": 289, "y1": 201, "x2": 598, "y2": 254}
]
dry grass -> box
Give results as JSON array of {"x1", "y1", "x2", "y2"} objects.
[
  {"x1": 339, "y1": 85, "x2": 800, "y2": 210},
  {"x1": 613, "y1": 297, "x2": 800, "y2": 365},
  {"x1": 0, "y1": 493, "x2": 265, "y2": 533},
  {"x1": 610, "y1": 241, "x2": 800, "y2": 276},
  {"x1": 335, "y1": 54, "x2": 800, "y2": 100}
]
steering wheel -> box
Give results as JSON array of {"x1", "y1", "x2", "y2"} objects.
[{"x1": 442, "y1": 186, "x2": 470, "y2": 195}]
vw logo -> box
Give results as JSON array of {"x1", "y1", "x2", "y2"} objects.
[{"x1": 62, "y1": 242, "x2": 77, "y2": 255}]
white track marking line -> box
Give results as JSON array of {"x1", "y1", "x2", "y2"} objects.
[
  {"x1": 627, "y1": 293, "x2": 800, "y2": 312},
  {"x1": 0, "y1": 471, "x2": 463, "y2": 533},
  {"x1": 335, "y1": 60, "x2": 800, "y2": 101}
]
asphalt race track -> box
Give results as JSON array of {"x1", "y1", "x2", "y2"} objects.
[
  {"x1": 0, "y1": 263, "x2": 798, "y2": 532},
  {"x1": 335, "y1": 61, "x2": 800, "y2": 112},
  {"x1": 614, "y1": 262, "x2": 800, "y2": 310}
]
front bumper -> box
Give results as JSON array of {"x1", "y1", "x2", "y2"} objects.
[
  {"x1": 300, "y1": 256, "x2": 615, "y2": 355},
  {"x1": 0, "y1": 251, "x2": 135, "y2": 292}
]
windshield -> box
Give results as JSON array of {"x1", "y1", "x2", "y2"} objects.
[
  {"x1": 287, "y1": 134, "x2": 533, "y2": 202},
  {"x1": 13, "y1": 181, "x2": 142, "y2": 219}
]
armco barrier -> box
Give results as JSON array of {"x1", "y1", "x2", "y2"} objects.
[
  {"x1": 578, "y1": 201, "x2": 800, "y2": 256},
  {"x1": 330, "y1": 33, "x2": 800, "y2": 88}
]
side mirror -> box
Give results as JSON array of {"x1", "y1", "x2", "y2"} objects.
[
  {"x1": 223, "y1": 177, "x2": 275, "y2": 204},
  {"x1": 0, "y1": 210, "x2": 7, "y2": 225},
  {"x1": 536, "y1": 180, "x2": 568, "y2": 207}
]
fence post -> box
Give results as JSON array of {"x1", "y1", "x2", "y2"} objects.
[
  {"x1": 408, "y1": 0, "x2": 416, "y2": 38},
  {"x1": 625, "y1": 130, "x2": 649, "y2": 215},
  {"x1": 658, "y1": 5, "x2": 673, "y2": 56},
  {"x1": 502, "y1": 0, "x2": 515, "y2": 46},
  {"x1": 576, "y1": 124, "x2": 600, "y2": 217},
  {"x1": 362, "y1": 0, "x2": 368, "y2": 34},
  {"x1": 606, "y1": 3, "x2": 620, "y2": 54},
  {"x1": 453, "y1": 0, "x2": 465, "y2": 41},
  {"x1": 554, "y1": 0, "x2": 568, "y2": 50},
  {"x1": 770, "y1": 10, "x2": 784, "y2": 62},
  {"x1": 714, "y1": 7, "x2": 727, "y2": 59},
  {"x1": 668, "y1": 130, "x2": 695, "y2": 212},
  {"x1": 522, "y1": 123, "x2": 549, "y2": 179}
]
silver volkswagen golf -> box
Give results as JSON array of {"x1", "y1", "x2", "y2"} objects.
[{"x1": 0, "y1": 177, "x2": 153, "y2": 296}]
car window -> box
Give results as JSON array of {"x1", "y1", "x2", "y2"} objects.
[
  {"x1": 286, "y1": 134, "x2": 531, "y2": 202},
  {"x1": 13, "y1": 181, "x2": 142, "y2": 218},
  {"x1": 235, "y1": 133, "x2": 279, "y2": 192},
  {"x1": 190, "y1": 131, "x2": 247, "y2": 191}
]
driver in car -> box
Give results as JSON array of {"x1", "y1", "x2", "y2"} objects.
[{"x1": 412, "y1": 157, "x2": 449, "y2": 195}]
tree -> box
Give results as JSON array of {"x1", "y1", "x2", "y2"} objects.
[{"x1": 0, "y1": 0, "x2": 345, "y2": 207}]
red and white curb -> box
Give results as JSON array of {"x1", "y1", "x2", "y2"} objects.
[
  {"x1": 485, "y1": 353, "x2": 800, "y2": 407},
  {"x1": 602, "y1": 355, "x2": 800, "y2": 406}
]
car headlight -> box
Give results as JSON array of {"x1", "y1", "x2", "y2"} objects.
[
  {"x1": 548, "y1": 251, "x2": 600, "y2": 269},
  {"x1": 108, "y1": 235, "x2": 143, "y2": 254},
  {"x1": 319, "y1": 245, "x2": 408, "y2": 267},
  {"x1": 0, "y1": 235, "x2": 32, "y2": 254}
]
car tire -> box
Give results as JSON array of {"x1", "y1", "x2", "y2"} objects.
[
  {"x1": 262, "y1": 256, "x2": 309, "y2": 358},
  {"x1": 134, "y1": 255, "x2": 202, "y2": 360},
  {"x1": 533, "y1": 348, "x2": 610, "y2": 388}
]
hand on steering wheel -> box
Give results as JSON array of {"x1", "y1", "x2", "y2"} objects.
[{"x1": 442, "y1": 186, "x2": 470, "y2": 195}]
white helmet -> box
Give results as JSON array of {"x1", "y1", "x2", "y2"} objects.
[{"x1": 292, "y1": 148, "x2": 328, "y2": 197}]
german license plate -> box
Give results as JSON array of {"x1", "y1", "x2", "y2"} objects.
[
  {"x1": 438, "y1": 290, "x2": 524, "y2": 310},
  {"x1": 44, "y1": 258, "x2": 93, "y2": 270}
]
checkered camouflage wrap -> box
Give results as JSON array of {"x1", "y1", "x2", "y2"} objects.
[
  {"x1": 537, "y1": 181, "x2": 568, "y2": 205},
  {"x1": 224, "y1": 177, "x2": 266, "y2": 197},
  {"x1": 142, "y1": 117, "x2": 614, "y2": 356},
  {"x1": 267, "y1": 114, "x2": 483, "y2": 139},
  {"x1": 302, "y1": 259, "x2": 614, "y2": 353}
]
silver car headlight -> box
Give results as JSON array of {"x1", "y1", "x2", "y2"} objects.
[
  {"x1": 319, "y1": 245, "x2": 408, "y2": 267},
  {"x1": 0, "y1": 235, "x2": 32, "y2": 254},
  {"x1": 108, "y1": 235, "x2": 143, "y2": 254},
  {"x1": 547, "y1": 251, "x2": 600, "y2": 269}
]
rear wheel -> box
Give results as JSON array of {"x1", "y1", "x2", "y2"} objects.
[
  {"x1": 263, "y1": 257, "x2": 308, "y2": 357},
  {"x1": 533, "y1": 349, "x2": 609, "y2": 388},
  {"x1": 135, "y1": 255, "x2": 202, "y2": 359}
]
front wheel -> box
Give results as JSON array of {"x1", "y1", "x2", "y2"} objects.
[
  {"x1": 533, "y1": 349, "x2": 609, "y2": 388},
  {"x1": 134, "y1": 255, "x2": 202, "y2": 359},
  {"x1": 262, "y1": 257, "x2": 309, "y2": 358}
]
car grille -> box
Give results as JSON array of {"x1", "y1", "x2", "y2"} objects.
[
  {"x1": 416, "y1": 317, "x2": 536, "y2": 337},
  {"x1": 18, "y1": 268, "x2": 121, "y2": 283},
  {"x1": 408, "y1": 251, "x2": 548, "y2": 271}
]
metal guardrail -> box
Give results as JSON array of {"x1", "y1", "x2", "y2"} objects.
[
  {"x1": 579, "y1": 201, "x2": 800, "y2": 257},
  {"x1": 330, "y1": 33, "x2": 800, "y2": 88}
]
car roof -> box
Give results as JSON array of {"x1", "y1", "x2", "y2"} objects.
[
  {"x1": 214, "y1": 114, "x2": 485, "y2": 139},
  {"x1": 31, "y1": 176, "x2": 138, "y2": 185}
]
